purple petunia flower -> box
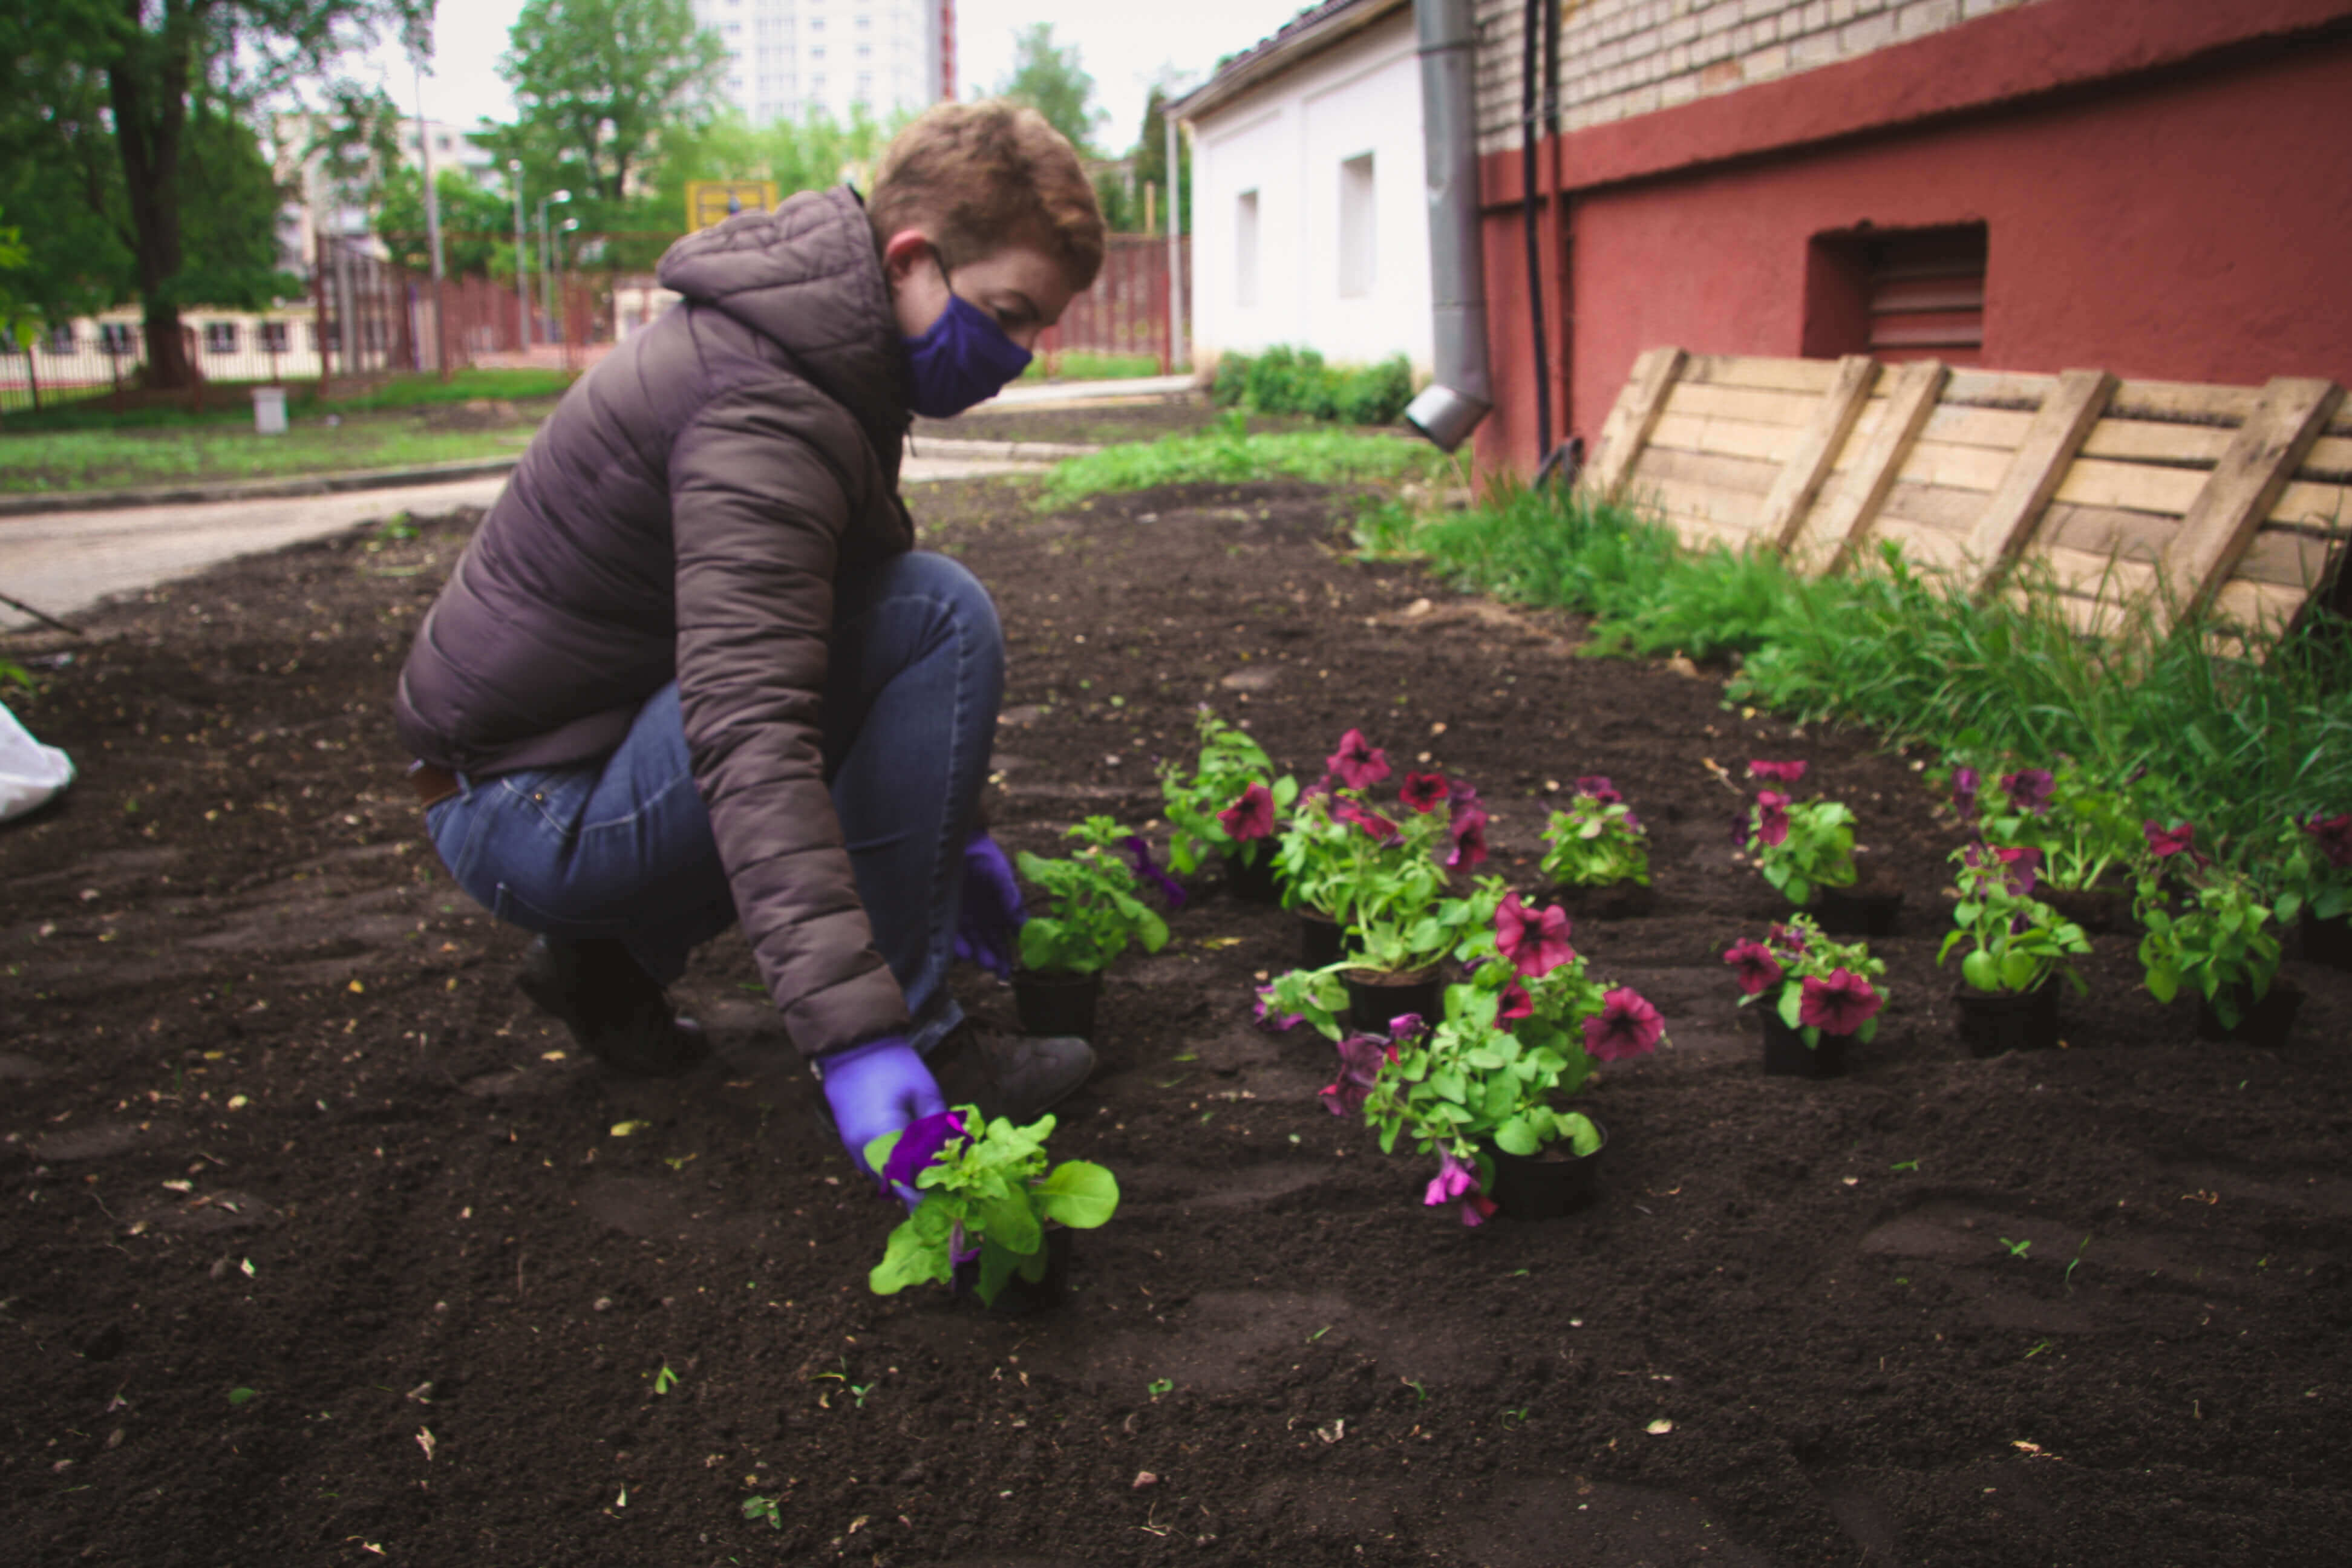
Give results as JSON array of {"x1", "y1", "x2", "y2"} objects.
[
  {"x1": 2145, "y1": 820, "x2": 2196, "y2": 860},
  {"x1": 2001, "y1": 769, "x2": 2056, "y2": 815},
  {"x1": 1338, "y1": 802, "x2": 1400, "y2": 843},
  {"x1": 1753, "y1": 789, "x2": 1792, "y2": 848},
  {"x1": 1327, "y1": 729, "x2": 1391, "y2": 791},
  {"x1": 1798, "y1": 969, "x2": 1883, "y2": 1036},
  {"x1": 1217, "y1": 782, "x2": 1275, "y2": 842},
  {"x1": 1584, "y1": 988, "x2": 1664, "y2": 1062},
  {"x1": 1495, "y1": 893, "x2": 1575, "y2": 978},
  {"x1": 1748, "y1": 760, "x2": 1808, "y2": 785},
  {"x1": 1319, "y1": 1033, "x2": 1395, "y2": 1119},
  {"x1": 1422, "y1": 1150, "x2": 1495, "y2": 1226},
  {"x1": 1446, "y1": 777, "x2": 1485, "y2": 818},
  {"x1": 1252, "y1": 983, "x2": 1304, "y2": 1033},
  {"x1": 949, "y1": 1223, "x2": 981, "y2": 1267},
  {"x1": 1387, "y1": 1012, "x2": 1427, "y2": 1043},
  {"x1": 1951, "y1": 765, "x2": 1981, "y2": 819},
  {"x1": 1767, "y1": 921, "x2": 1810, "y2": 954},
  {"x1": 1575, "y1": 775, "x2": 1623, "y2": 804},
  {"x1": 2303, "y1": 812, "x2": 2352, "y2": 871},
  {"x1": 1400, "y1": 773, "x2": 1450, "y2": 814},
  {"x1": 1446, "y1": 808, "x2": 1489, "y2": 869},
  {"x1": 1723, "y1": 938, "x2": 1785, "y2": 998},
  {"x1": 881, "y1": 1109, "x2": 967, "y2": 1191},
  {"x1": 1122, "y1": 834, "x2": 1189, "y2": 910}
]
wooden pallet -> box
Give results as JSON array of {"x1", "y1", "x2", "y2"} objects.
[{"x1": 1581, "y1": 348, "x2": 2351, "y2": 644}]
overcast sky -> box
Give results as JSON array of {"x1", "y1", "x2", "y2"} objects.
[{"x1": 365, "y1": 1, "x2": 1310, "y2": 149}]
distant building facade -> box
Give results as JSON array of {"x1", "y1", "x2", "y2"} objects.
[{"x1": 689, "y1": 0, "x2": 953, "y2": 126}]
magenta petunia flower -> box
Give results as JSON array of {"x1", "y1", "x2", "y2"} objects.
[
  {"x1": 1584, "y1": 988, "x2": 1664, "y2": 1062},
  {"x1": 1798, "y1": 969, "x2": 1883, "y2": 1036},
  {"x1": 1748, "y1": 760, "x2": 1808, "y2": 785},
  {"x1": 1319, "y1": 1033, "x2": 1393, "y2": 1119},
  {"x1": 1494, "y1": 893, "x2": 1575, "y2": 978},
  {"x1": 1121, "y1": 834, "x2": 1188, "y2": 910},
  {"x1": 881, "y1": 1109, "x2": 967, "y2": 1191},
  {"x1": 2002, "y1": 768, "x2": 2056, "y2": 815},
  {"x1": 1327, "y1": 729, "x2": 1391, "y2": 791},
  {"x1": 1400, "y1": 773, "x2": 1450, "y2": 814},
  {"x1": 1498, "y1": 979, "x2": 1534, "y2": 1021},
  {"x1": 1951, "y1": 765, "x2": 1981, "y2": 818},
  {"x1": 2304, "y1": 812, "x2": 2352, "y2": 870},
  {"x1": 1997, "y1": 844, "x2": 2041, "y2": 896},
  {"x1": 1723, "y1": 938, "x2": 1785, "y2": 998},
  {"x1": 1387, "y1": 1013, "x2": 1427, "y2": 1044},
  {"x1": 1767, "y1": 921, "x2": 1809, "y2": 954},
  {"x1": 1217, "y1": 782, "x2": 1275, "y2": 842},
  {"x1": 1575, "y1": 775, "x2": 1622, "y2": 804},
  {"x1": 1753, "y1": 789, "x2": 1792, "y2": 848},
  {"x1": 1446, "y1": 777, "x2": 1485, "y2": 818},
  {"x1": 1446, "y1": 809, "x2": 1489, "y2": 869},
  {"x1": 2144, "y1": 820, "x2": 2196, "y2": 859},
  {"x1": 1252, "y1": 983, "x2": 1304, "y2": 1033},
  {"x1": 1338, "y1": 803, "x2": 1399, "y2": 843}
]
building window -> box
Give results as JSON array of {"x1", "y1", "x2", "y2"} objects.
[
  {"x1": 1337, "y1": 152, "x2": 1375, "y2": 299},
  {"x1": 259, "y1": 321, "x2": 291, "y2": 353},
  {"x1": 100, "y1": 322, "x2": 136, "y2": 356},
  {"x1": 45, "y1": 324, "x2": 77, "y2": 354},
  {"x1": 1235, "y1": 189, "x2": 1260, "y2": 309},
  {"x1": 1804, "y1": 223, "x2": 1988, "y2": 365},
  {"x1": 204, "y1": 321, "x2": 239, "y2": 354}
]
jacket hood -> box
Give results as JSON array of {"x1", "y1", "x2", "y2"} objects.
[{"x1": 657, "y1": 185, "x2": 909, "y2": 455}]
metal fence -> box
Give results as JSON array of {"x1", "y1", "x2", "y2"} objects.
[{"x1": 1037, "y1": 234, "x2": 1190, "y2": 371}]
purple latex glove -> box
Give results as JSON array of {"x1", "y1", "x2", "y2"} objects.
[
  {"x1": 954, "y1": 829, "x2": 1026, "y2": 979},
  {"x1": 817, "y1": 1035, "x2": 947, "y2": 1201}
]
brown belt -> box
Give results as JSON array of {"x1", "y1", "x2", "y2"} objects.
[{"x1": 407, "y1": 761, "x2": 462, "y2": 810}]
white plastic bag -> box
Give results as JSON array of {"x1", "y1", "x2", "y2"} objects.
[{"x1": 0, "y1": 701, "x2": 74, "y2": 823}]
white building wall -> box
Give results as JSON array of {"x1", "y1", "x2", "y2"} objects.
[
  {"x1": 692, "y1": 0, "x2": 945, "y2": 128},
  {"x1": 1186, "y1": 11, "x2": 1432, "y2": 376}
]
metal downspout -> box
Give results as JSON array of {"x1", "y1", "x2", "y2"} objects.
[{"x1": 1403, "y1": 0, "x2": 1492, "y2": 453}]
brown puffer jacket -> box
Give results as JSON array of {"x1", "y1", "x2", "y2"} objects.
[{"x1": 394, "y1": 187, "x2": 915, "y2": 1057}]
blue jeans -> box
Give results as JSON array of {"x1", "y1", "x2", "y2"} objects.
[{"x1": 426, "y1": 550, "x2": 1004, "y2": 1058}]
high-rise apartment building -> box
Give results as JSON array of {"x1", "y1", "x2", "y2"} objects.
[{"x1": 689, "y1": 0, "x2": 955, "y2": 127}]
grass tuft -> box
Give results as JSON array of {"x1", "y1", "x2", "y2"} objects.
[{"x1": 1040, "y1": 414, "x2": 1447, "y2": 509}]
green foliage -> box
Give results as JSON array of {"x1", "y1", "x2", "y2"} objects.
[
  {"x1": 995, "y1": 23, "x2": 1105, "y2": 153},
  {"x1": 373, "y1": 166, "x2": 518, "y2": 276},
  {"x1": 2266, "y1": 817, "x2": 2352, "y2": 927},
  {"x1": 1019, "y1": 351, "x2": 1164, "y2": 383},
  {"x1": 497, "y1": 0, "x2": 729, "y2": 207},
  {"x1": 0, "y1": 419, "x2": 536, "y2": 495},
  {"x1": 864, "y1": 1108, "x2": 1119, "y2": 1307},
  {"x1": 1127, "y1": 85, "x2": 1190, "y2": 235},
  {"x1": 2136, "y1": 866, "x2": 2282, "y2": 1028},
  {"x1": 648, "y1": 101, "x2": 904, "y2": 227},
  {"x1": 1539, "y1": 794, "x2": 1651, "y2": 889},
  {"x1": 1745, "y1": 794, "x2": 1857, "y2": 909},
  {"x1": 1158, "y1": 708, "x2": 1293, "y2": 874},
  {"x1": 1364, "y1": 962, "x2": 1607, "y2": 1169},
  {"x1": 1211, "y1": 345, "x2": 1414, "y2": 426},
  {"x1": 1940, "y1": 849, "x2": 2091, "y2": 996},
  {"x1": 1962, "y1": 754, "x2": 2140, "y2": 892},
  {"x1": 741, "y1": 1493, "x2": 784, "y2": 1529},
  {"x1": 1039, "y1": 414, "x2": 1442, "y2": 508},
  {"x1": 1013, "y1": 817, "x2": 1169, "y2": 975},
  {"x1": 1733, "y1": 914, "x2": 1890, "y2": 1048}
]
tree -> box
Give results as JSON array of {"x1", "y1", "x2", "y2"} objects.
[
  {"x1": 495, "y1": 0, "x2": 728, "y2": 210},
  {"x1": 995, "y1": 24, "x2": 1103, "y2": 155},
  {"x1": 1129, "y1": 85, "x2": 1191, "y2": 237},
  {"x1": 0, "y1": 0, "x2": 430, "y2": 387},
  {"x1": 373, "y1": 166, "x2": 516, "y2": 276}
]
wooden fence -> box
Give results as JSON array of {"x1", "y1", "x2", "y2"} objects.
[{"x1": 1581, "y1": 348, "x2": 2352, "y2": 640}]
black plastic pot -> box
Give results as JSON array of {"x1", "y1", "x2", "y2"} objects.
[
  {"x1": 1481, "y1": 1122, "x2": 1607, "y2": 1220},
  {"x1": 952, "y1": 1226, "x2": 1072, "y2": 1318},
  {"x1": 2298, "y1": 913, "x2": 2352, "y2": 973},
  {"x1": 1955, "y1": 982, "x2": 2062, "y2": 1057},
  {"x1": 2042, "y1": 884, "x2": 2134, "y2": 936},
  {"x1": 1224, "y1": 848, "x2": 1281, "y2": 905},
  {"x1": 1557, "y1": 880, "x2": 1656, "y2": 922},
  {"x1": 2194, "y1": 978, "x2": 2303, "y2": 1048},
  {"x1": 1760, "y1": 1009, "x2": 1851, "y2": 1078},
  {"x1": 1813, "y1": 877, "x2": 1904, "y2": 938},
  {"x1": 1013, "y1": 968, "x2": 1102, "y2": 1040},
  {"x1": 1343, "y1": 969, "x2": 1445, "y2": 1034},
  {"x1": 1299, "y1": 909, "x2": 1346, "y2": 969}
]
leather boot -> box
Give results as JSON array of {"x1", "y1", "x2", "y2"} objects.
[
  {"x1": 930, "y1": 1026, "x2": 1097, "y2": 1123},
  {"x1": 516, "y1": 935, "x2": 709, "y2": 1077}
]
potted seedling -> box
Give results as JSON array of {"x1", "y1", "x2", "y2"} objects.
[
  {"x1": 866, "y1": 1108, "x2": 1119, "y2": 1314},
  {"x1": 1540, "y1": 776, "x2": 1653, "y2": 918},
  {"x1": 1939, "y1": 843, "x2": 2090, "y2": 1055},
  {"x1": 2269, "y1": 811, "x2": 2352, "y2": 972},
  {"x1": 1740, "y1": 761, "x2": 1895, "y2": 934},
  {"x1": 1349, "y1": 893, "x2": 1664, "y2": 1221},
  {"x1": 1160, "y1": 707, "x2": 1296, "y2": 902},
  {"x1": 1955, "y1": 759, "x2": 2139, "y2": 933},
  {"x1": 2137, "y1": 835, "x2": 2297, "y2": 1046},
  {"x1": 1723, "y1": 913, "x2": 1888, "y2": 1079},
  {"x1": 1014, "y1": 816, "x2": 1172, "y2": 1039}
]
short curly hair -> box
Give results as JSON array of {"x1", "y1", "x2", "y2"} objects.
[{"x1": 869, "y1": 99, "x2": 1105, "y2": 291}]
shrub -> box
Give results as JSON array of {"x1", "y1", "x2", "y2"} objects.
[{"x1": 1210, "y1": 344, "x2": 1414, "y2": 427}]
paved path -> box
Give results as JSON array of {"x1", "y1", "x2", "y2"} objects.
[{"x1": 0, "y1": 452, "x2": 1048, "y2": 633}]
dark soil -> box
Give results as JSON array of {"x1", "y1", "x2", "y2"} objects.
[
  {"x1": 5, "y1": 467, "x2": 2350, "y2": 1568},
  {"x1": 915, "y1": 392, "x2": 1328, "y2": 449}
]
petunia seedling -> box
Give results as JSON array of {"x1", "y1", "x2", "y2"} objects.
[
  {"x1": 1941, "y1": 846, "x2": 2091, "y2": 997},
  {"x1": 865, "y1": 1108, "x2": 1119, "y2": 1308},
  {"x1": 1014, "y1": 817, "x2": 1172, "y2": 977},
  {"x1": 1540, "y1": 788, "x2": 1650, "y2": 890},
  {"x1": 1158, "y1": 707, "x2": 1298, "y2": 875},
  {"x1": 1725, "y1": 913, "x2": 1889, "y2": 1050},
  {"x1": 1740, "y1": 770, "x2": 1857, "y2": 908}
]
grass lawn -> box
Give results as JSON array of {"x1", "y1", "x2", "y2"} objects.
[{"x1": 0, "y1": 406, "x2": 549, "y2": 495}]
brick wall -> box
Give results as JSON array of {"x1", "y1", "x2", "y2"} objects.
[{"x1": 1473, "y1": 0, "x2": 2043, "y2": 157}]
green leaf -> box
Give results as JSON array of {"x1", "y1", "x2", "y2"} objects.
[
  {"x1": 1775, "y1": 985, "x2": 1804, "y2": 1030},
  {"x1": 1034, "y1": 1161, "x2": 1120, "y2": 1229},
  {"x1": 862, "y1": 1129, "x2": 902, "y2": 1180},
  {"x1": 1492, "y1": 1116, "x2": 1540, "y2": 1157},
  {"x1": 870, "y1": 1215, "x2": 950, "y2": 1295},
  {"x1": 975, "y1": 1188, "x2": 1042, "y2": 1257},
  {"x1": 1962, "y1": 949, "x2": 2000, "y2": 992}
]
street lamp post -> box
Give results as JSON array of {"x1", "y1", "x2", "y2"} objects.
[
  {"x1": 537, "y1": 189, "x2": 571, "y2": 347},
  {"x1": 509, "y1": 159, "x2": 530, "y2": 350}
]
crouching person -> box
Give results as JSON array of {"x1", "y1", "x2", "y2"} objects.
[{"x1": 393, "y1": 101, "x2": 1102, "y2": 1186}]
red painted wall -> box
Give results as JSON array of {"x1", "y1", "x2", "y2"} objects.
[{"x1": 1473, "y1": 16, "x2": 2352, "y2": 472}]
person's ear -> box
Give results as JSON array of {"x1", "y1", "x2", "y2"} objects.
[{"x1": 881, "y1": 228, "x2": 940, "y2": 285}]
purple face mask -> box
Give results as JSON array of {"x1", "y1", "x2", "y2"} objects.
[{"x1": 902, "y1": 290, "x2": 1033, "y2": 418}]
